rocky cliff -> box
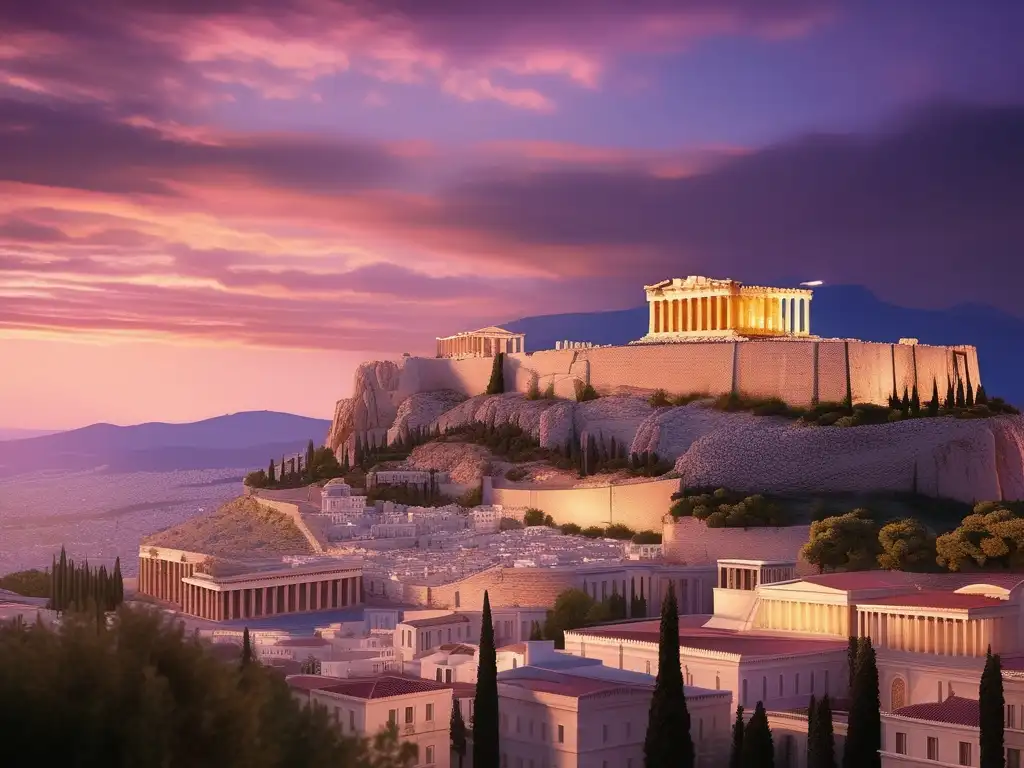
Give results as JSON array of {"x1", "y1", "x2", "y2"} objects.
[{"x1": 327, "y1": 359, "x2": 1024, "y2": 503}]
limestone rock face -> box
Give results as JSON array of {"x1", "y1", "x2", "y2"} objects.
[
  {"x1": 388, "y1": 390, "x2": 468, "y2": 444},
  {"x1": 433, "y1": 393, "x2": 563, "y2": 442},
  {"x1": 674, "y1": 415, "x2": 1024, "y2": 504},
  {"x1": 631, "y1": 402, "x2": 763, "y2": 457},
  {"x1": 326, "y1": 360, "x2": 403, "y2": 456},
  {"x1": 404, "y1": 442, "x2": 494, "y2": 485}
]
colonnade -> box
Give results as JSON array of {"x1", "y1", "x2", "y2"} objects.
[
  {"x1": 648, "y1": 293, "x2": 811, "y2": 337},
  {"x1": 856, "y1": 610, "x2": 999, "y2": 657},
  {"x1": 180, "y1": 575, "x2": 362, "y2": 621},
  {"x1": 436, "y1": 332, "x2": 524, "y2": 358},
  {"x1": 757, "y1": 599, "x2": 850, "y2": 637},
  {"x1": 138, "y1": 555, "x2": 195, "y2": 605}
]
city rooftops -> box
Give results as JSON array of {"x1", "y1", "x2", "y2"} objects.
[
  {"x1": 287, "y1": 674, "x2": 452, "y2": 700},
  {"x1": 889, "y1": 696, "x2": 979, "y2": 727},
  {"x1": 401, "y1": 613, "x2": 470, "y2": 629},
  {"x1": 570, "y1": 615, "x2": 845, "y2": 659}
]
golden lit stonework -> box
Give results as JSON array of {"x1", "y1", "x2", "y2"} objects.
[{"x1": 638, "y1": 276, "x2": 813, "y2": 341}]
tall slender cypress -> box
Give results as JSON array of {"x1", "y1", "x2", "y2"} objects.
[
  {"x1": 956, "y1": 379, "x2": 966, "y2": 407},
  {"x1": 812, "y1": 694, "x2": 837, "y2": 768},
  {"x1": 473, "y1": 591, "x2": 499, "y2": 768},
  {"x1": 843, "y1": 638, "x2": 880, "y2": 768},
  {"x1": 450, "y1": 700, "x2": 467, "y2": 768},
  {"x1": 643, "y1": 583, "x2": 694, "y2": 768},
  {"x1": 928, "y1": 380, "x2": 940, "y2": 417},
  {"x1": 980, "y1": 647, "x2": 1004, "y2": 768},
  {"x1": 113, "y1": 556, "x2": 123, "y2": 607},
  {"x1": 741, "y1": 701, "x2": 774, "y2": 768},
  {"x1": 728, "y1": 705, "x2": 745, "y2": 768},
  {"x1": 240, "y1": 627, "x2": 254, "y2": 669},
  {"x1": 268, "y1": 460, "x2": 276, "y2": 485},
  {"x1": 847, "y1": 636, "x2": 858, "y2": 690},
  {"x1": 806, "y1": 694, "x2": 817, "y2": 767},
  {"x1": 945, "y1": 380, "x2": 955, "y2": 410},
  {"x1": 49, "y1": 554, "x2": 58, "y2": 611}
]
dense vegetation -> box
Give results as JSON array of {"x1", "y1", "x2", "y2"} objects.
[
  {"x1": 935, "y1": 501, "x2": 1024, "y2": 571},
  {"x1": 366, "y1": 470, "x2": 452, "y2": 508},
  {"x1": 0, "y1": 607, "x2": 415, "y2": 767},
  {"x1": 669, "y1": 488, "x2": 787, "y2": 528},
  {"x1": 48, "y1": 546, "x2": 125, "y2": 616},
  {"x1": 644, "y1": 585, "x2": 694, "y2": 768},
  {"x1": 245, "y1": 440, "x2": 348, "y2": 490},
  {"x1": 0, "y1": 568, "x2": 51, "y2": 598},
  {"x1": 542, "y1": 587, "x2": 644, "y2": 648}
]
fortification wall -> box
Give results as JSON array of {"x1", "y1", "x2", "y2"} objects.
[
  {"x1": 380, "y1": 566, "x2": 581, "y2": 610},
  {"x1": 662, "y1": 519, "x2": 814, "y2": 576},
  {"x1": 486, "y1": 476, "x2": 680, "y2": 532},
  {"x1": 397, "y1": 339, "x2": 979, "y2": 411},
  {"x1": 735, "y1": 341, "x2": 816, "y2": 404},
  {"x1": 251, "y1": 497, "x2": 326, "y2": 554}
]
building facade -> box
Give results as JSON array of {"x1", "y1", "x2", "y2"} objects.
[
  {"x1": 640, "y1": 275, "x2": 813, "y2": 341},
  {"x1": 436, "y1": 325, "x2": 525, "y2": 358}
]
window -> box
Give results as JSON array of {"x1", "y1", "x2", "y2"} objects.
[
  {"x1": 426, "y1": 703, "x2": 434, "y2": 722},
  {"x1": 646, "y1": 661, "x2": 651, "y2": 674},
  {"x1": 425, "y1": 745, "x2": 434, "y2": 764},
  {"x1": 938, "y1": 681, "x2": 944, "y2": 702},
  {"x1": 959, "y1": 742, "x2": 972, "y2": 766},
  {"x1": 778, "y1": 674, "x2": 784, "y2": 696},
  {"x1": 349, "y1": 711, "x2": 355, "y2": 730},
  {"x1": 445, "y1": 669, "x2": 453, "y2": 683},
  {"x1": 1008, "y1": 748, "x2": 1021, "y2": 768},
  {"x1": 436, "y1": 669, "x2": 442, "y2": 682},
  {"x1": 715, "y1": 674, "x2": 720, "y2": 690},
  {"x1": 895, "y1": 733, "x2": 907, "y2": 755},
  {"x1": 558, "y1": 725, "x2": 564, "y2": 744},
  {"x1": 405, "y1": 706, "x2": 414, "y2": 724},
  {"x1": 928, "y1": 737, "x2": 939, "y2": 760},
  {"x1": 454, "y1": 591, "x2": 461, "y2": 607},
  {"x1": 1008, "y1": 704, "x2": 1017, "y2": 729},
  {"x1": 389, "y1": 710, "x2": 397, "y2": 726},
  {"x1": 795, "y1": 673, "x2": 800, "y2": 694}
]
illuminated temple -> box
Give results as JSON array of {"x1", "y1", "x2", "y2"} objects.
[{"x1": 639, "y1": 276, "x2": 813, "y2": 341}]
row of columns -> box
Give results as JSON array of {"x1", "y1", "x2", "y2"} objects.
[
  {"x1": 648, "y1": 294, "x2": 811, "y2": 336},
  {"x1": 758, "y1": 599, "x2": 850, "y2": 637},
  {"x1": 436, "y1": 334, "x2": 524, "y2": 358},
  {"x1": 181, "y1": 576, "x2": 361, "y2": 621},
  {"x1": 138, "y1": 556, "x2": 195, "y2": 606},
  {"x1": 857, "y1": 610, "x2": 997, "y2": 657}
]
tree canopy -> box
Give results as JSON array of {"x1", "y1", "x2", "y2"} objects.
[
  {"x1": 876, "y1": 518, "x2": 936, "y2": 571},
  {"x1": 0, "y1": 606, "x2": 414, "y2": 767},
  {"x1": 936, "y1": 502, "x2": 1024, "y2": 571},
  {"x1": 800, "y1": 510, "x2": 880, "y2": 573}
]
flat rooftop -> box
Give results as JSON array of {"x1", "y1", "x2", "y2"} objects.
[{"x1": 571, "y1": 615, "x2": 846, "y2": 658}]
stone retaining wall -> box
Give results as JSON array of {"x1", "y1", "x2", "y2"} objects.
[{"x1": 662, "y1": 518, "x2": 814, "y2": 576}]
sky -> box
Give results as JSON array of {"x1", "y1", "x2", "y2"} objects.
[{"x1": 1, "y1": 0, "x2": 1022, "y2": 430}]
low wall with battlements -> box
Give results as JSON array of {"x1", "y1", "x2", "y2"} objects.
[{"x1": 398, "y1": 339, "x2": 980, "y2": 410}]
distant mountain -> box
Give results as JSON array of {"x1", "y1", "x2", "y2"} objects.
[
  {"x1": 0, "y1": 428, "x2": 59, "y2": 442},
  {"x1": 503, "y1": 284, "x2": 1024, "y2": 406},
  {"x1": 0, "y1": 411, "x2": 331, "y2": 477}
]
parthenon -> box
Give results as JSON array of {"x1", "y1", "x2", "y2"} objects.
[
  {"x1": 436, "y1": 325, "x2": 525, "y2": 358},
  {"x1": 640, "y1": 276, "x2": 813, "y2": 341}
]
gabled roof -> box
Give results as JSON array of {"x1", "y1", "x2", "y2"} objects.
[{"x1": 891, "y1": 696, "x2": 979, "y2": 727}]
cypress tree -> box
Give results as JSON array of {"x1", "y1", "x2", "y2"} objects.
[
  {"x1": 112, "y1": 556, "x2": 123, "y2": 607},
  {"x1": 910, "y1": 385, "x2": 920, "y2": 415},
  {"x1": 843, "y1": 638, "x2": 880, "y2": 768},
  {"x1": 847, "y1": 636, "x2": 858, "y2": 690},
  {"x1": 450, "y1": 700, "x2": 467, "y2": 768},
  {"x1": 956, "y1": 379, "x2": 966, "y2": 408},
  {"x1": 267, "y1": 460, "x2": 276, "y2": 485},
  {"x1": 741, "y1": 701, "x2": 774, "y2": 768},
  {"x1": 485, "y1": 352, "x2": 505, "y2": 395},
  {"x1": 901, "y1": 387, "x2": 910, "y2": 413},
  {"x1": 728, "y1": 705, "x2": 744, "y2": 768},
  {"x1": 945, "y1": 380, "x2": 955, "y2": 410},
  {"x1": 48, "y1": 554, "x2": 57, "y2": 611},
  {"x1": 529, "y1": 621, "x2": 543, "y2": 641},
  {"x1": 240, "y1": 627, "x2": 255, "y2": 669},
  {"x1": 980, "y1": 646, "x2": 1004, "y2": 768},
  {"x1": 473, "y1": 591, "x2": 499, "y2": 768},
  {"x1": 928, "y1": 380, "x2": 940, "y2": 417},
  {"x1": 57, "y1": 546, "x2": 68, "y2": 613},
  {"x1": 643, "y1": 583, "x2": 693, "y2": 768},
  {"x1": 806, "y1": 694, "x2": 817, "y2": 767},
  {"x1": 813, "y1": 694, "x2": 837, "y2": 768},
  {"x1": 306, "y1": 439, "x2": 316, "y2": 479},
  {"x1": 967, "y1": 380, "x2": 975, "y2": 408},
  {"x1": 976, "y1": 384, "x2": 989, "y2": 406}
]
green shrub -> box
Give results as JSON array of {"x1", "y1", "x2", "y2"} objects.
[
  {"x1": 0, "y1": 569, "x2": 51, "y2": 598},
  {"x1": 649, "y1": 389, "x2": 672, "y2": 408},
  {"x1": 525, "y1": 375, "x2": 541, "y2": 400},
  {"x1": 581, "y1": 525, "x2": 606, "y2": 538},
  {"x1": 816, "y1": 411, "x2": 845, "y2": 426},
  {"x1": 669, "y1": 488, "x2": 786, "y2": 527},
  {"x1": 559, "y1": 523, "x2": 582, "y2": 535},
  {"x1": 458, "y1": 485, "x2": 483, "y2": 507},
  {"x1": 631, "y1": 530, "x2": 663, "y2": 544},
  {"x1": 603, "y1": 523, "x2": 635, "y2": 540},
  {"x1": 543, "y1": 381, "x2": 556, "y2": 399},
  {"x1": 523, "y1": 508, "x2": 547, "y2": 526},
  {"x1": 672, "y1": 392, "x2": 707, "y2": 407},
  {"x1": 504, "y1": 467, "x2": 530, "y2": 481},
  {"x1": 575, "y1": 382, "x2": 599, "y2": 402}
]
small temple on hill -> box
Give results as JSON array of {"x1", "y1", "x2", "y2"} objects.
[
  {"x1": 436, "y1": 325, "x2": 525, "y2": 359},
  {"x1": 640, "y1": 275, "x2": 813, "y2": 341}
]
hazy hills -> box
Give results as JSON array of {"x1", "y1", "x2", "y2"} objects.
[
  {"x1": 504, "y1": 284, "x2": 1024, "y2": 406},
  {"x1": 0, "y1": 411, "x2": 331, "y2": 477}
]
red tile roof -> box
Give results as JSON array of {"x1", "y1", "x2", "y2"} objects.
[
  {"x1": 498, "y1": 643, "x2": 527, "y2": 654},
  {"x1": 861, "y1": 591, "x2": 1005, "y2": 611},
  {"x1": 891, "y1": 696, "x2": 979, "y2": 727},
  {"x1": 502, "y1": 675, "x2": 641, "y2": 699},
  {"x1": 288, "y1": 674, "x2": 452, "y2": 700},
  {"x1": 573, "y1": 617, "x2": 844, "y2": 658},
  {"x1": 801, "y1": 571, "x2": 1024, "y2": 594},
  {"x1": 438, "y1": 643, "x2": 477, "y2": 656},
  {"x1": 403, "y1": 614, "x2": 470, "y2": 628}
]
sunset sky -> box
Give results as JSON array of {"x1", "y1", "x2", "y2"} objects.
[{"x1": 1, "y1": 0, "x2": 1022, "y2": 430}]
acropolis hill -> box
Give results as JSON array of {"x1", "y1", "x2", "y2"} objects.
[{"x1": 327, "y1": 276, "x2": 1024, "y2": 507}]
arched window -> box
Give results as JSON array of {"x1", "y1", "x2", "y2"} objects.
[{"x1": 891, "y1": 677, "x2": 907, "y2": 711}]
